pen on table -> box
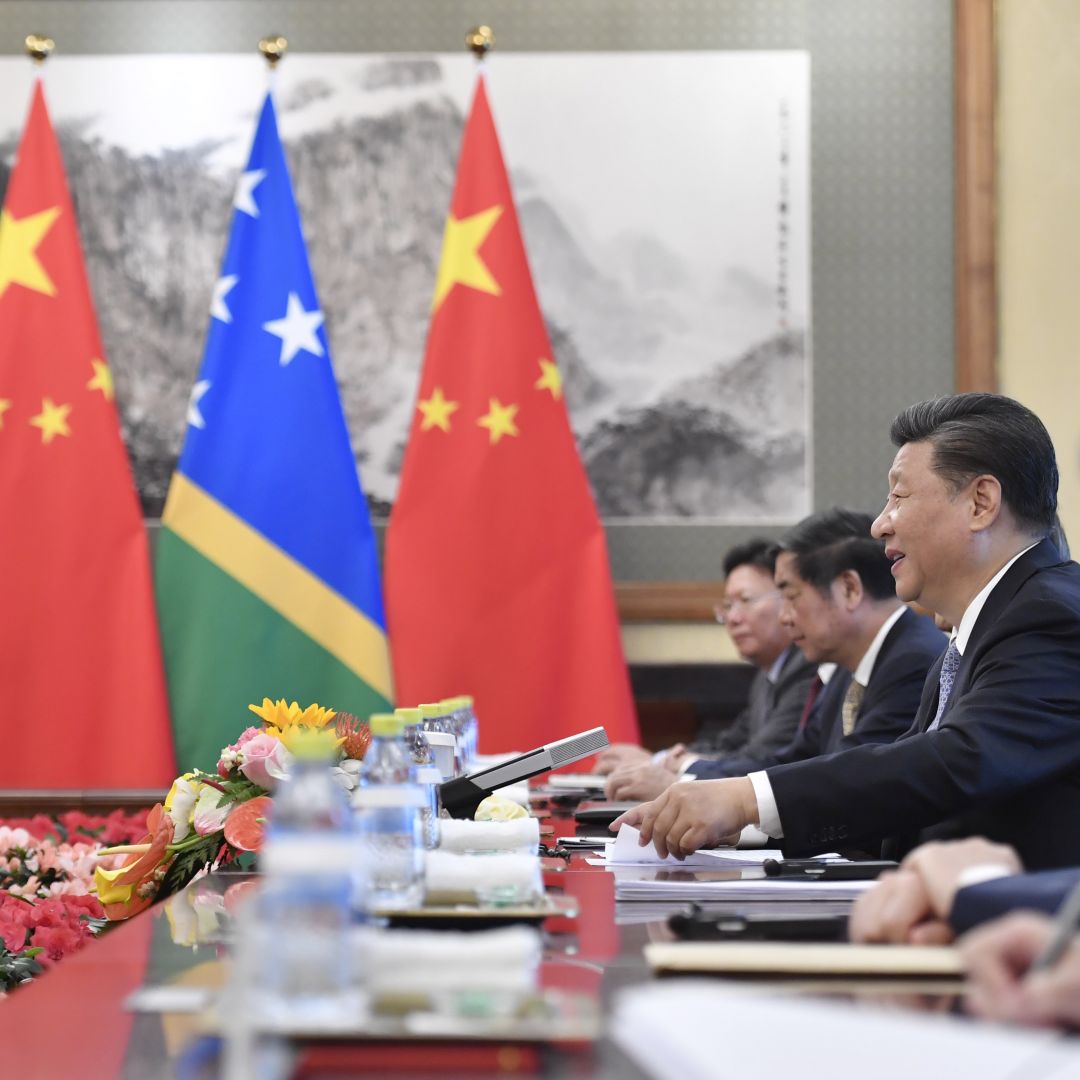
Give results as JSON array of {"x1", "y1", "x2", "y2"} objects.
[{"x1": 1029, "y1": 878, "x2": 1080, "y2": 973}]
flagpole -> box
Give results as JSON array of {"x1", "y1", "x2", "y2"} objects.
[
  {"x1": 258, "y1": 33, "x2": 288, "y2": 94},
  {"x1": 466, "y1": 24, "x2": 495, "y2": 73},
  {"x1": 24, "y1": 32, "x2": 54, "y2": 74}
]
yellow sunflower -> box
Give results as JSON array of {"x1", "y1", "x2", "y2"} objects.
[{"x1": 248, "y1": 698, "x2": 342, "y2": 753}]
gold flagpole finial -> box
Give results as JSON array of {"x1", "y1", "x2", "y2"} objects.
[
  {"x1": 25, "y1": 34, "x2": 55, "y2": 66},
  {"x1": 466, "y1": 26, "x2": 495, "y2": 59},
  {"x1": 258, "y1": 35, "x2": 288, "y2": 69}
]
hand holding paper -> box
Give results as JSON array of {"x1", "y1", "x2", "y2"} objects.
[
  {"x1": 606, "y1": 824, "x2": 780, "y2": 868},
  {"x1": 611, "y1": 777, "x2": 758, "y2": 859}
]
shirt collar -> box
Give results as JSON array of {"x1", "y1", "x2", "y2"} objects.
[
  {"x1": 851, "y1": 605, "x2": 906, "y2": 687},
  {"x1": 766, "y1": 645, "x2": 792, "y2": 685},
  {"x1": 817, "y1": 662, "x2": 838, "y2": 685},
  {"x1": 954, "y1": 542, "x2": 1039, "y2": 655}
]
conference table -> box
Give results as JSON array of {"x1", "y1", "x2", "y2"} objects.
[{"x1": 0, "y1": 799, "x2": 958, "y2": 1079}]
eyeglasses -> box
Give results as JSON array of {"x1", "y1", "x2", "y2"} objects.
[{"x1": 714, "y1": 591, "x2": 781, "y2": 625}]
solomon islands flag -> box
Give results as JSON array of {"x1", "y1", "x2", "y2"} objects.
[{"x1": 156, "y1": 93, "x2": 393, "y2": 770}]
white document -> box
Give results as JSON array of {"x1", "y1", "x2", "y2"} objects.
[
  {"x1": 613, "y1": 981, "x2": 1080, "y2": 1080},
  {"x1": 606, "y1": 823, "x2": 782, "y2": 868},
  {"x1": 615, "y1": 876, "x2": 875, "y2": 902},
  {"x1": 546, "y1": 772, "x2": 608, "y2": 790}
]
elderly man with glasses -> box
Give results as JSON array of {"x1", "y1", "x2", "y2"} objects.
[{"x1": 598, "y1": 538, "x2": 816, "y2": 797}]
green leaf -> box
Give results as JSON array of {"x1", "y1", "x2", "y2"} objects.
[{"x1": 157, "y1": 834, "x2": 220, "y2": 901}]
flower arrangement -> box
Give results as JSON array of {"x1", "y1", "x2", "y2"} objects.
[
  {"x1": 93, "y1": 700, "x2": 371, "y2": 922},
  {"x1": 0, "y1": 813, "x2": 148, "y2": 992}
]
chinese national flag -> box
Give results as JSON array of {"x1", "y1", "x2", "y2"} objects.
[
  {"x1": 386, "y1": 74, "x2": 637, "y2": 753},
  {"x1": 0, "y1": 81, "x2": 175, "y2": 786}
]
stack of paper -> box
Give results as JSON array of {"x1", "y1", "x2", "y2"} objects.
[
  {"x1": 614, "y1": 898, "x2": 856, "y2": 926},
  {"x1": 615, "y1": 876, "x2": 875, "y2": 902},
  {"x1": 612, "y1": 981, "x2": 1080, "y2": 1079}
]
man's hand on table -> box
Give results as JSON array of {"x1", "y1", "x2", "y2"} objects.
[
  {"x1": 961, "y1": 912, "x2": 1080, "y2": 1028},
  {"x1": 604, "y1": 763, "x2": 679, "y2": 802},
  {"x1": 595, "y1": 743, "x2": 653, "y2": 775},
  {"x1": 609, "y1": 778, "x2": 758, "y2": 858},
  {"x1": 849, "y1": 838, "x2": 1023, "y2": 945}
]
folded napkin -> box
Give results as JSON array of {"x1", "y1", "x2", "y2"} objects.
[
  {"x1": 424, "y1": 850, "x2": 544, "y2": 904},
  {"x1": 438, "y1": 816, "x2": 540, "y2": 854},
  {"x1": 353, "y1": 924, "x2": 541, "y2": 1000}
]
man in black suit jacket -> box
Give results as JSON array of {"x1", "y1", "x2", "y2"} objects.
[
  {"x1": 850, "y1": 835, "x2": 1077, "y2": 939},
  {"x1": 615, "y1": 394, "x2": 1080, "y2": 870},
  {"x1": 687, "y1": 510, "x2": 946, "y2": 783},
  {"x1": 599, "y1": 538, "x2": 816, "y2": 796}
]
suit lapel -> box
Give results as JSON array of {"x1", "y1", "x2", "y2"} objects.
[{"x1": 918, "y1": 539, "x2": 1062, "y2": 731}]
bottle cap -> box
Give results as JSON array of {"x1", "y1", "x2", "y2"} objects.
[
  {"x1": 420, "y1": 703, "x2": 445, "y2": 720},
  {"x1": 395, "y1": 707, "x2": 424, "y2": 725},
  {"x1": 369, "y1": 713, "x2": 404, "y2": 737}
]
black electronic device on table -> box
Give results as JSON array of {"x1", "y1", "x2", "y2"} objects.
[
  {"x1": 438, "y1": 726, "x2": 609, "y2": 819},
  {"x1": 669, "y1": 905, "x2": 849, "y2": 943},
  {"x1": 573, "y1": 800, "x2": 639, "y2": 826}
]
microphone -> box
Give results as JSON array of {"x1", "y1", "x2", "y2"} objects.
[{"x1": 439, "y1": 726, "x2": 610, "y2": 818}]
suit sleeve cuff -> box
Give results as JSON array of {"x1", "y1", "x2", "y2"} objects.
[
  {"x1": 748, "y1": 771, "x2": 783, "y2": 838},
  {"x1": 677, "y1": 755, "x2": 700, "y2": 775}
]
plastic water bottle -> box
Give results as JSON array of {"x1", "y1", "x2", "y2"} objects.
[
  {"x1": 353, "y1": 713, "x2": 425, "y2": 909},
  {"x1": 460, "y1": 695, "x2": 480, "y2": 765},
  {"x1": 444, "y1": 695, "x2": 479, "y2": 773},
  {"x1": 254, "y1": 744, "x2": 360, "y2": 1022},
  {"x1": 421, "y1": 701, "x2": 463, "y2": 777},
  {"x1": 396, "y1": 706, "x2": 441, "y2": 849}
]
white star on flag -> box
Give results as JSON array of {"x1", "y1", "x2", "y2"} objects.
[
  {"x1": 187, "y1": 380, "x2": 211, "y2": 429},
  {"x1": 210, "y1": 275, "x2": 238, "y2": 323},
  {"x1": 262, "y1": 293, "x2": 325, "y2": 366},
  {"x1": 234, "y1": 169, "x2": 267, "y2": 218}
]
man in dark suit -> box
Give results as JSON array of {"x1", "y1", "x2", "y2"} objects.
[
  {"x1": 684, "y1": 509, "x2": 946, "y2": 785},
  {"x1": 615, "y1": 394, "x2": 1080, "y2": 870},
  {"x1": 850, "y1": 835, "x2": 1077, "y2": 940},
  {"x1": 849, "y1": 836, "x2": 1080, "y2": 1028},
  {"x1": 598, "y1": 539, "x2": 816, "y2": 792}
]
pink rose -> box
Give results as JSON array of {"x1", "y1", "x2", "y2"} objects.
[
  {"x1": 238, "y1": 734, "x2": 290, "y2": 790},
  {"x1": 235, "y1": 726, "x2": 263, "y2": 748}
]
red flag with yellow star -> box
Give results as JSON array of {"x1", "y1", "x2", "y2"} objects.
[
  {"x1": 0, "y1": 81, "x2": 175, "y2": 786},
  {"x1": 385, "y1": 74, "x2": 637, "y2": 753}
]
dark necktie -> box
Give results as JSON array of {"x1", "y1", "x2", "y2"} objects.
[
  {"x1": 927, "y1": 640, "x2": 962, "y2": 731},
  {"x1": 798, "y1": 674, "x2": 823, "y2": 731}
]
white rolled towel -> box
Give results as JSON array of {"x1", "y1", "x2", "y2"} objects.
[
  {"x1": 353, "y1": 924, "x2": 541, "y2": 997},
  {"x1": 424, "y1": 850, "x2": 544, "y2": 903},
  {"x1": 438, "y1": 816, "x2": 540, "y2": 854}
]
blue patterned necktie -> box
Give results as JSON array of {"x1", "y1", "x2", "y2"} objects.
[{"x1": 927, "y1": 640, "x2": 962, "y2": 731}]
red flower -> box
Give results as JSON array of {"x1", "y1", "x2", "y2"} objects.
[{"x1": 99, "y1": 804, "x2": 175, "y2": 921}]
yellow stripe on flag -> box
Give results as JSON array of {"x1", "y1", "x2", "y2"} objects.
[{"x1": 162, "y1": 473, "x2": 393, "y2": 700}]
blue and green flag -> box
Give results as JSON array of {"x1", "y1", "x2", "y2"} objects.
[{"x1": 156, "y1": 93, "x2": 393, "y2": 770}]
